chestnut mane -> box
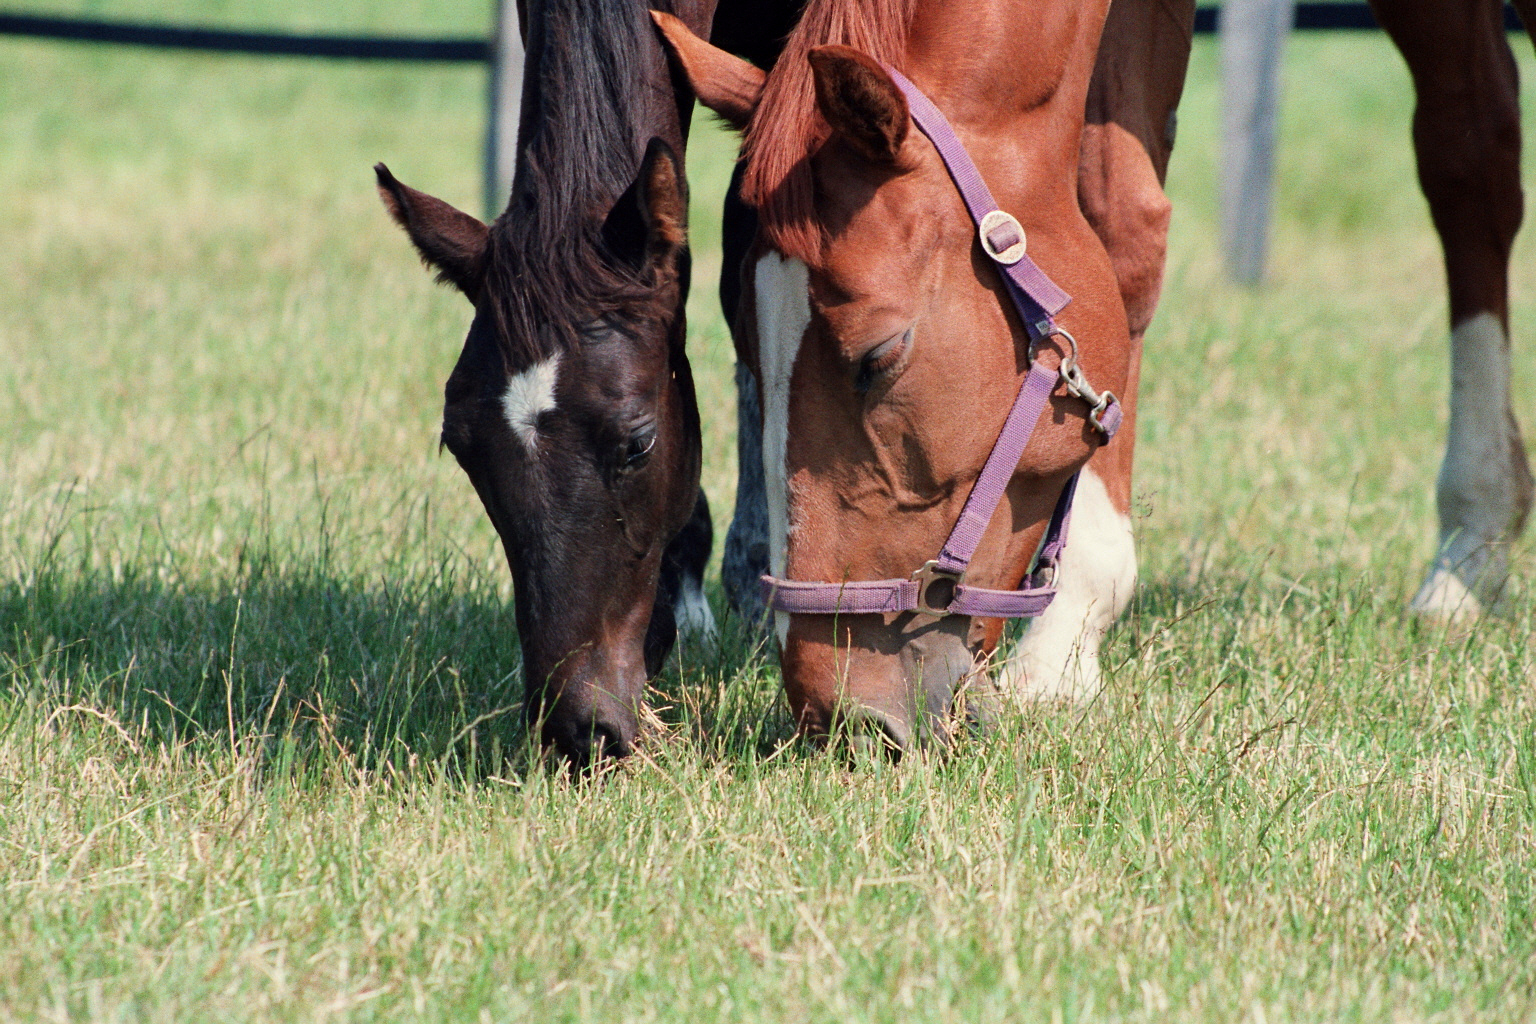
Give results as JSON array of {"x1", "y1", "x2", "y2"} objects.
[{"x1": 741, "y1": 0, "x2": 918, "y2": 263}]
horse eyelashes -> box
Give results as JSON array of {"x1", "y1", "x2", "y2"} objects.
[
  {"x1": 622, "y1": 428, "x2": 659, "y2": 469},
  {"x1": 855, "y1": 329, "x2": 912, "y2": 394}
]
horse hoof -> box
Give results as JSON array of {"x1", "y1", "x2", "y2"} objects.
[{"x1": 1409, "y1": 566, "x2": 1488, "y2": 622}]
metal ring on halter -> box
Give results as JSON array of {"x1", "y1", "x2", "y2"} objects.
[
  {"x1": 978, "y1": 209, "x2": 1027, "y2": 265},
  {"x1": 910, "y1": 559, "x2": 962, "y2": 617},
  {"x1": 1028, "y1": 325, "x2": 1080, "y2": 369}
]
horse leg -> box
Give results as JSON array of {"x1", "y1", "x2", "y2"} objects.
[
  {"x1": 645, "y1": 490, "x2": 717, "y2": 673},
  {"x1": 1002, "y1": 0, "x2": 1195, "y2": 700},
  {"x1": 1368, "y1": 0, "x2": 1534, "y2": 618},
  {"x1": 722, "y1": 362, "x2": 769, "y2": 627},
  {"x1": 719, "y1": 160, "x2": 773, "y2": 632}
]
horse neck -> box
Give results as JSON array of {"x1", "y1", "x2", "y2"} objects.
[{"x1": 904, "y1": 0, "x2": 1112, "y2": 192}]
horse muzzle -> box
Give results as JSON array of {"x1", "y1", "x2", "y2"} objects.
[
  {"x1": 780, "y1": 612, "x2": 988, "y2": 756},
  {"x1": 526, "y1": 648, "x2": 647, "y2": 771}
]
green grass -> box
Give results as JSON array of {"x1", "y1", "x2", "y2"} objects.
[{"x1": 2, "y1": 9, "x2": 1535, "y2": 1022}]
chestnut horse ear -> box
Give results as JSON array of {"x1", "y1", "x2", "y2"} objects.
[
  {"x1": 808, "y1": 45, "x2": 912, "y2": 167},
  {"x1": 603, "y1": 138, "x2": 688, "y2": 276},
  {"x1": 651, "y1": 10, "x2": 764, "y2": 131},
  {"x1": 374, "y1": 163, "x2": 489, "y2": 305}
]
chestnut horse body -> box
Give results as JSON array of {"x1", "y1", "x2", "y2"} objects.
[{"x1": 683, "y1": 0, "x2": 1531, "y2": 751}]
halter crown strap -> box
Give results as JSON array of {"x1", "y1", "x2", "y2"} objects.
[
  {"x1": 883, "y1": 65, "x2": 1070, "y2": 341},
  {"x1": 759, "y1": 67, "x2": 1114, "y2": 620},
  {"x1": 889, "y1": 63, "x2": 1122, "y2": 440}
]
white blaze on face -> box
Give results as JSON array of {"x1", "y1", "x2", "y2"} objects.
[
  {"x1": 1411, "y1": 313, "x2": 1528, "y2": 619},
  {"x1": 500, "y1": 352, "x2": 561, "y2": 450},
  {"x1": 754, "y1": 254, "x2": 812, "y2": 649},
  {"x1": 1000, "y1": 465, "x2": 1136, "y2": 702}
]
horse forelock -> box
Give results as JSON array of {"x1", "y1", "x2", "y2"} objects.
[
  {"x1": 742, "y1": 0, "x2": 919, "y2": 264},
  {"x1": 483, "y1": 215, "x2": 668, "y2": 371},
  {"x1": 482, "y1": 0, "x2": 677, "y2": 369}
]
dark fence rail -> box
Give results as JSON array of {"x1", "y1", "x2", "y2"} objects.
[
  {"x1": 0, "y1": 11, "x2": 489, "y2": 61},
  {"x1": 1193, "y1": 2, "x2": 1522, "y2": 31},
  {"x1": 0, "y1": 5, "x2": 1523, "y2": 62}
]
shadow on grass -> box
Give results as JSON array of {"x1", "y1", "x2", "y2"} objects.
[
  {"x1": 1, "y1": 559, "x2": 520, "y2": 771},
  {"x1": 7, "y1": 548, "x2": 1527, "y2": 782},
  {"x1": 0, "y1": 555, "x2": 795, "y2": 779}
]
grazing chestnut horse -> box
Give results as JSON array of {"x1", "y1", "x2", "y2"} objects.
[
  {"x1": 1374, "y1": 0, "x2": 1534, "y2": 618},
  {"x1": 659, "y1": 0, "x2": 1198, "y2": 748},
  {"x1": 375, "y1": 0, "x2": 722, "y2": 768}
]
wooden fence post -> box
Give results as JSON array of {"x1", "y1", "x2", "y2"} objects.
[
  {"x1": 1219, "y1": 0, "x2": 1293, "y2": 285},
  {"x1": 483, "y1": 0, "x2": 524, "y2": 220}
]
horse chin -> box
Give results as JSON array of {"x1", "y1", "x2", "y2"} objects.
[{"x1": 782, "y1": 613, "x2": 985, "y2": 757}]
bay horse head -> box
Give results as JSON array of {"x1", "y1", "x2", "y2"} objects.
[
  {"x1": 660, "y1": 0, "x2": 1135, "y2": 752},
  {"x1": 376, "y1": 0, "x2": 713, "y2": 771}
]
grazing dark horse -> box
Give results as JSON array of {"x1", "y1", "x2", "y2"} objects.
[
  {"x1": 660, "y1": 0, "x2": 1187, "y2": 748},
  {"x1": 375, "y1": 0, "x2": 721, "y2": 768}
]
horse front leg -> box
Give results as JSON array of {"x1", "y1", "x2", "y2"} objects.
[
  {"x1": 1371, "y1": 0, "x2": 1534, "y2": 618},
  {"x1": 1002, "y1": 0, "x2": 1196, "y2": 700},
  {"x1": 717, "y1": 161, "x2": 773, "y2": 634}
]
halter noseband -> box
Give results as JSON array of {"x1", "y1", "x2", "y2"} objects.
[{"x1": 759, "y1": 65, "x2": 1121, "y2": 620}]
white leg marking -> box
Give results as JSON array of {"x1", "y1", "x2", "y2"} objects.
[
  {"x1": 1411, "y1": 313, "x2": 1524, "y2": 619},
  {"x1": 674, "y1": 572, "x2": 718, "y2": 645},
  {"x1": 998, "y1": 466, "x2": 1136, "y2": 702},
  {"x1": 754, "y1": 254, "x2": 811, "y2": 649},
  {"x1": 500, "y1": 352, "x2": 561, "y2": 450}
]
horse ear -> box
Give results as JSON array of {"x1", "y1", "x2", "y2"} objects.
[
  {"x1": 808, "y1": 45, "x2": 912, "y2": 167},
  {"x1": 651, "y1": 10, "x2": 764, "y2": 131},
  {"x1": 374, "y1": 164, "x2": 489, "y2": 305},
  {"x1": 603, "y1": 138, "x2": 688, "y2": 277}
]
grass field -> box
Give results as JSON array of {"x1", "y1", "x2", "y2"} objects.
[{"x1": 2, "y1": 5, "x2": 1535, "y2": 1021}]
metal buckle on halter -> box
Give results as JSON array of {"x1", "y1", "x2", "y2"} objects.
[
  {"x1": 1033, "y1": 559, "x2": 1059, "y2": 590},
  {"x1": 978, "y1": 209, "x2": 1027, "y2": 265},
  {"x1": 911, "y1": 560, "x2": 962, "y2": 616},
  {"x1": 1050, "y1": 327, "x2": 1118, "y2": 437}
]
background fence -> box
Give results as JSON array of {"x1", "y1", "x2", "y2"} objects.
[{"x1": 1, "y1": 3, "x2": 1525, "y2": 279}]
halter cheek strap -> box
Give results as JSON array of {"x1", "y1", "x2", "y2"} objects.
[{"x1": 758, "y1": 65, "x2": 1120, "y2": 620}]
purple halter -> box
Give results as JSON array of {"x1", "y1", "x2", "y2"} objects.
[{"x1": 759, "y1": 65, "x2": 1121, "y2": 620}]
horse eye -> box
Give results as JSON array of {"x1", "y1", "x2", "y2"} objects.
[
  {"x1": 621, "y1": 428, "x2": 657, "y2": 470},
  {"x1": 855, "y1": 329, "x2": 912, "y2": 394}
]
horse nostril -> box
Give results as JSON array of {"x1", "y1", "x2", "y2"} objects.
[
  {"x1": 832, "y1": 706, "x2": 910, "y2": 764},
  {"x1": 560, "y1": 717, "x2": 637, "y2": 776},
  {"x1": 589, "y1": 721, "x2": 634, "y2": 761}
]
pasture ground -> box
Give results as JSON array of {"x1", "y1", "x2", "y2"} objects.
[{"x1": 2, "y1": 5, "x2": 1535, "y2": 1021}]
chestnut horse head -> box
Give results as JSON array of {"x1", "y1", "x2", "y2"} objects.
[
  {"x1": 660, "y1": 0, "x2": 1133, "y2": 751},
  {"x1": 376, "y1": 0, "x2": 716, "y2": 770}
]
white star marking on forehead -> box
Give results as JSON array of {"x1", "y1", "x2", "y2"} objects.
[{"x1": 500, "y1": 352, "x2": 561, "y2": 450}]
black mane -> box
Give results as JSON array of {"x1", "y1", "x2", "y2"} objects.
[{"x1": 485, "y1": 0, "x2": 678, "y2": 366}]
